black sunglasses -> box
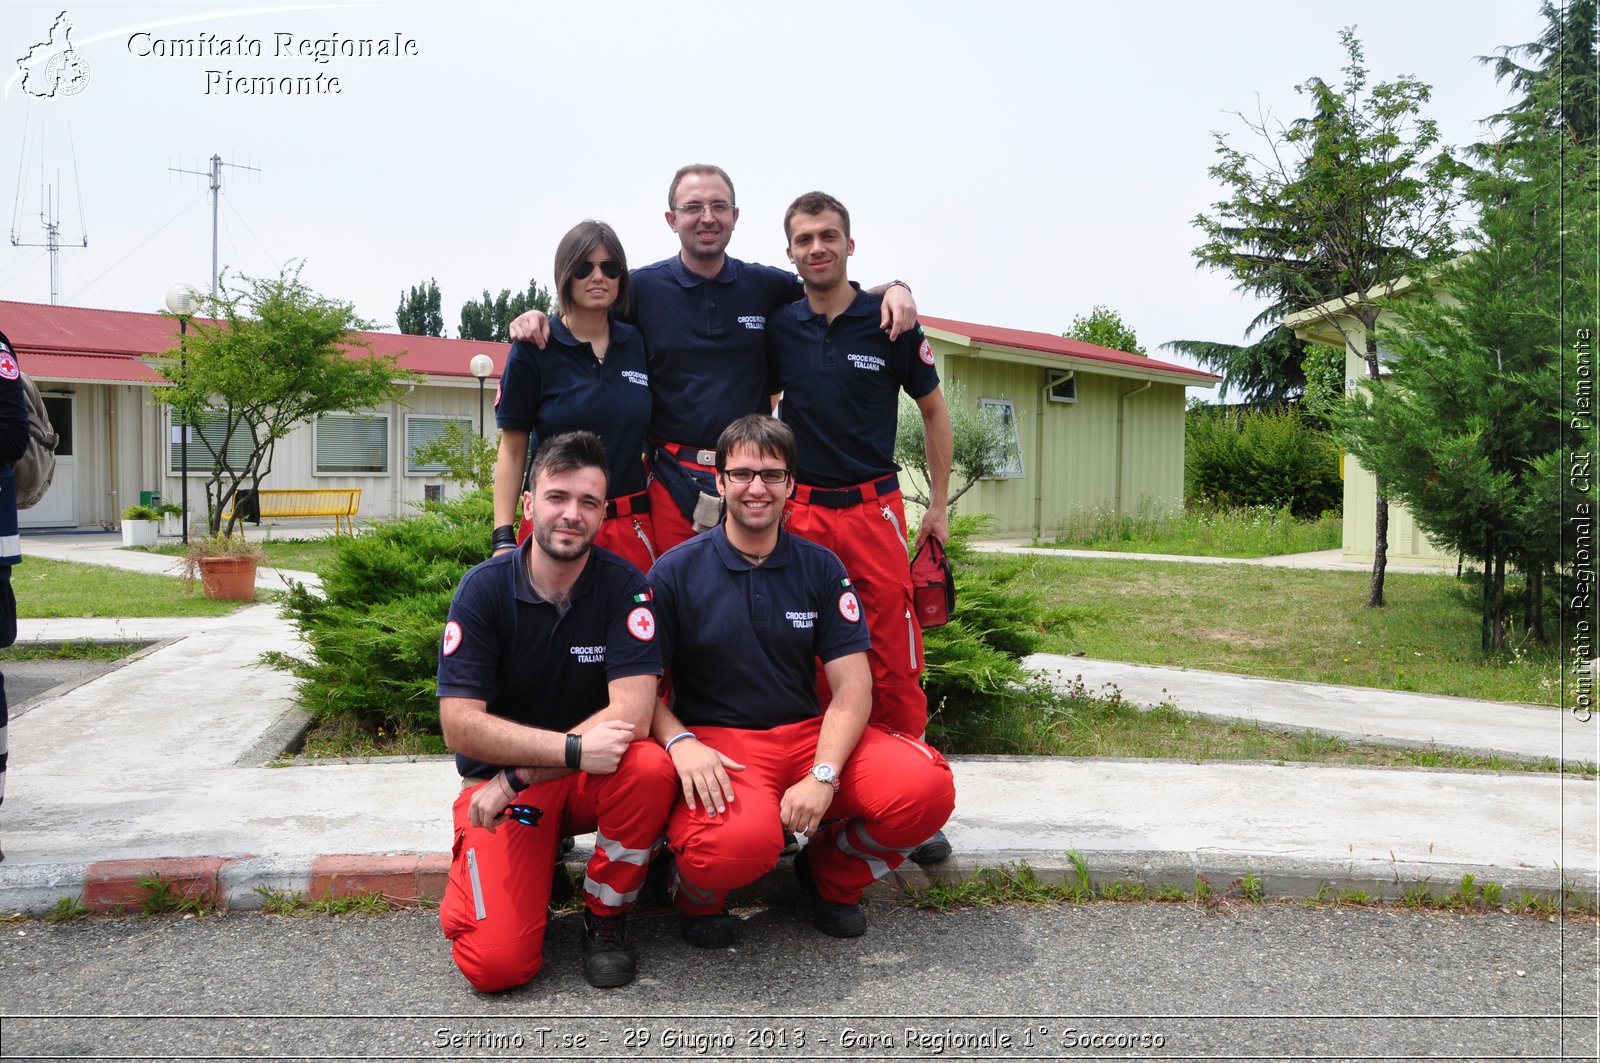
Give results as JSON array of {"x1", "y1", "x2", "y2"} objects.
[{"x1": 570, "y1": 260, "x2": 624, "y2": 283}]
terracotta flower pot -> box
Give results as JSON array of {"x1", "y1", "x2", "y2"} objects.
[{"x1": 198, "y1": 556, "x2": 259, "y2": 601}]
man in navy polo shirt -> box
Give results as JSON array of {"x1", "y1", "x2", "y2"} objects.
[
  {"x1": 509, "y1": 164, "x2": 918, "y2": 553},
  {"x1": 648, "y1": 415, "x2": 954, "y2": 948},
  {"x1": 769, "y1": 190, "x2": 955, "y2": 864},
  {"x1": 437, "y1": 431, "x2": 676, "y2": 993}
]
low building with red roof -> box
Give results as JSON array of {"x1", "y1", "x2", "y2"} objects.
[
  {"x1": 0, "y1": 299, "x2": 504, "y2": 531},
  {"x1": 0, "y1": 300, "x2": 1215, "y2": 538}
]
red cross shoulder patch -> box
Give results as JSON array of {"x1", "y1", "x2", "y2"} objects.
[
  {"x1": 0, "y1": 351, "x2": 19, "y2": 381},
  {"x1": 627, "y1": 606, "x2": 656, "y2": 641},
  {"x1": 838, "y1": 590, "x2": 861, "y2": 623},
  {"x1": 441, "y1": 619, "x2": 464, "y2": 656},
  {"x1": 917, "y1": 337, "x2": 934, "y2": 366}
]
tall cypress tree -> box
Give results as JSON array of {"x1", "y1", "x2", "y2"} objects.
[
  {"x1": 1339, "y1": 0, "x2": 1599, "y2": 650},
  {"x1": 1193, "y1": 30, "x2": 1466, "y2": 607}
]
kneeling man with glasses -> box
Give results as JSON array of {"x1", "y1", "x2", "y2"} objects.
[{"x1": 646, "y1": 415, "x2": 955, "y2": 948}]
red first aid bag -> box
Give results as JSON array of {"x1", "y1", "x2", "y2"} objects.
[{"x1": 910, "y1": 536, "x2": 956, "y2": 628}]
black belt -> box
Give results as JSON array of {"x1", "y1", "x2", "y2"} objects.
[
  {"x1": 656, "y1": 442, "x2": 718, "y2": 467},
  {"x1": 792, "y1": 474, "x2": 899, "y2": 509},
  {"x1": 605, "y1": 491, "x2": 651, "y2": 519}
]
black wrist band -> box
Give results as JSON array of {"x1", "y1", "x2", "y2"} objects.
[
  {"x1": 565, "y1": 733, "x2": 582, "y2": 771},
  {"x1": 491, "y1": 524, "x2": 517, "y2": 551}
]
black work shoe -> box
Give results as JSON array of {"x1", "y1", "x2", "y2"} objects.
[
  {"x1": 581, "y1": 910, "x2": 637, "y2": 988},
  {"x1": 793, "y1": 846, "x2": 866, "y2": 938},
  {"x1": 680, "y1": 911, "x2": 737, "y2": 949},
  {"x1": 908, "y1": 829, "x2": 953, "y2": 865}
]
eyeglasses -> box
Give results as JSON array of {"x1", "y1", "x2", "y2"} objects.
[
  {"x1": 722, "y1": 468, "x2": 791, "y2": 484},
  {"x1": 674, "y1": 201, "x2": 734, "y2": 218},
  {"x1": 569, "y1": 259, "x2": 624, "y2": 283}
]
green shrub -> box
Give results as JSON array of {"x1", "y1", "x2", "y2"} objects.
[
  {"x1": 266, "y1": 490, "x2": 491, "y2": 734},
  {"x1": 1052, "y1": 501, "x2": 1342, "y2": 558},
  {"x1": 922, "y1": 515, "x2": 1078, "y2": 753},
  {"x1": 271, "y1": 501, "x2": 1080, "y2": 753},
  {"x1": 1186, "y1": 405, "x2": 1341, "y2": 518}
]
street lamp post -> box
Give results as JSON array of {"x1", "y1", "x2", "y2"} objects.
[
  {"x1": 165, "y1": 284, "x2": 201, "y2": 545},
  {"x1": 469, "y1": 354, "x2": 494, "y2": 438}
]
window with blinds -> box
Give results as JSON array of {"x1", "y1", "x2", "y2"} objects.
[
  {"x1": 169, "y1": 411, "x2": 256, "y2": 474},
  {"x1": 315, "y1": 412, "x2": 389, "y2": 474},
  {"x1": 406, "y1": 415, "x2": 472, "y2": 475}
]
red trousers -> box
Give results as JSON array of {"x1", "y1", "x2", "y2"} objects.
[
  {"x1": 438, "y1": 741, "x2": 676, "y2": 993},
  {"x1": 646, "y1": 475, "x2": 698, "y2": 556},
  {"x1": 646, "y1": 443, "x2": 719, "y2": 556},
  {"x1": 668, "y1": 717, "x2": 954, "y2": 915},
  {"x1": 786, "y1": 488, "x2": 928, "y2": 736}
]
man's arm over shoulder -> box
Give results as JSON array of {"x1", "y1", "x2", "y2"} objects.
[{"x1": 864, "y1": 280, "x2": 917, "y2": 341}]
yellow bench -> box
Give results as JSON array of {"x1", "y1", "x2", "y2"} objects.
[{"x1": 223, "y1": 488, "x2": 363, "y2": 536}]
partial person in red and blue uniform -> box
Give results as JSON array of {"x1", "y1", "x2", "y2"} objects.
[
  {"x1": 490, "y1": 221, "x2": 655, "y2": 571},
  {"x1": 0, "y1": 330, "x2": 29, "y2": 863},
  {"x1": 767, "y1": 191, "x2": 955, "y2": 865},
  {"x1": 439, "y1": 431, "x2": 676, "y2": 992},
  {"x1": 647, "y1": 415, "x2": 954, "y2": 949},
  {"x1": 508, "y1": 165, "x2": 919, "y2": 554}
]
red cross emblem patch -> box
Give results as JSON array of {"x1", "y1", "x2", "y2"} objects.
[
  {"x1": 441, "y1": 619, "x2": 463, "y2": 656},
  {"x1": 838, "y1": 590, "x2": 861, "y2": 623},
  {"x1": 627, "y1": 606, "x2": 656, "y2": 641}
]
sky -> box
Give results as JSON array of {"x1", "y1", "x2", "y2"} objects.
[{"x1": 0, "y1": 0, "x2": 1550, "y2": 396}]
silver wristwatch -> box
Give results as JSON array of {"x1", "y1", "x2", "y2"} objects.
[{"x1": 810, "y1": 763, "x2": 839, "y2": 791}]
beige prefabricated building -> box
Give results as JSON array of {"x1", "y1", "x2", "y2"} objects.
[{"x1": 919, "y1": 316, "x2": 1218, "y2": 539}]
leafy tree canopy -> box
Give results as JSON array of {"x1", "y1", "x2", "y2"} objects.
[
  {"x1": 396, "y1": 277, "x2": 444, "y2": 337},
  {"x1": 1063, "y1": 305, "x2": 1146, "y2": 356},
  {"x1": 151, "y1": 264, "x2": 418, "y2": 535},
  {"x1": 1191, "y1": 27, "x2": 1466, "y2": 606},
  {"x1": 896, "y1": 381, "x2": 1017, "y2": 510},
  {"x1": 459, "y1": 279, "x2": 553, "y2": 343}
]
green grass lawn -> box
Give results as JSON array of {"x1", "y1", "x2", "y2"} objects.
[
  {"x1": 955, "y1": 676, "x2": 1585, "y2": 774},
  {"x1": 969, "y1": 553, "x2": 1560, "y2": 705},
  {"x1": 13, "y1": 558, "x2": 244, "y2": 618},
  {"x1": 143, "y1": 536, "x2": 341, "y2": 577},
  {"x1": 1044, "y1": 504, "x2": 1343, "y2": 558}
]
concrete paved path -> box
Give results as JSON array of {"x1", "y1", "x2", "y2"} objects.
[{"x1": 0, "y1": 532, "x2": 1592, "y2": 915}]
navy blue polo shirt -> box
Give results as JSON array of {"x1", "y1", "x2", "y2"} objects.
[
  {"x1": 438, "y1": 542, "x2": 661, "y2": 778},
  {"x1": 495, "y1": 316, "x2": 652, "y2": 496},
  {"x1": 628, "y1": 254, "x2": 801, "y2": 448},
  {"x1": 769, "y1": 287, "x2": 940, "y2": 488},
  {"x1": 649, "y1": 526, "x2": 870, "y2": 730}
]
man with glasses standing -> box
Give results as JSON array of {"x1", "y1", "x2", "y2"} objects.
[
  {"x1": 510, "y1": 164, "x2": 918, "y2": 554},
  {"x1": 646, "y1": 415, "x2": 954, "y2": 948}
]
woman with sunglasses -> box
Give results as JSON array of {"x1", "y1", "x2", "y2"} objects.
[{"x1": 490, "y1": 220, "x2": 657, "y2": 572}]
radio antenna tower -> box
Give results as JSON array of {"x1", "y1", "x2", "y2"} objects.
[
  {"x1": 170, "y1": 153, "x2": 261, "y2": 299},
  {"x1": 10, "y1": 121, "x2": 88, "y2": 305}
]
